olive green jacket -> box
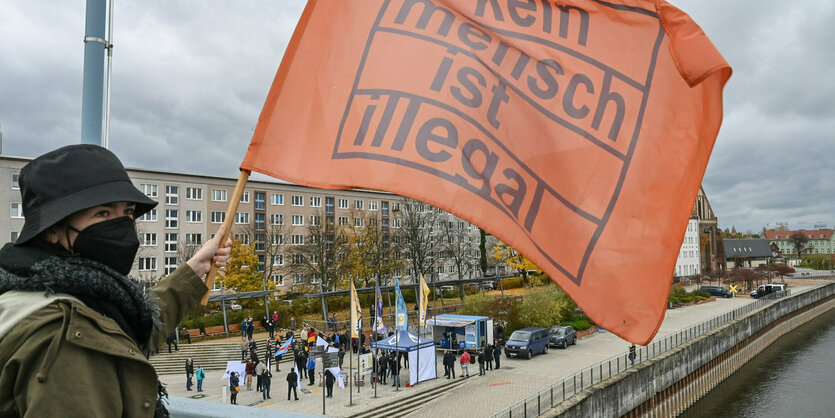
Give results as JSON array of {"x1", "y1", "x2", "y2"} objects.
[{"x1": 0, "y1": 264, "x2": 207, "y2": 417}]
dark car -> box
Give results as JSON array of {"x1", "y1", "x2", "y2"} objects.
[
  {"x1": 699, "y1": 286, "x2": 732, "y2": 298},
  {"x1": 504, "y1": 327, "x2": 549, "y2": 359},
  {"x1": 548, "y1": 325, "x2": 577, "y2": 348}
]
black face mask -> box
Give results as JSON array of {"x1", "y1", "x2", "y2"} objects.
[{"x1": 70, "y1": 216, "x2": 139, "y2": 275}]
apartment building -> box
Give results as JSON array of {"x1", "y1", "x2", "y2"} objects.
[
  {"x1": 763, "y1": 229, "x2": 835, "y2": 256},
  {"x1": 0, "y1": 154, "x2": 483, "y2": 294},
  {"x1": 674, "y1": 217, "x2": 701, "y2": 278}
]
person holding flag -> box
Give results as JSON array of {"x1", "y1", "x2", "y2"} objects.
[
  {"x1": 274, "y1": 336, "x2": 294, "y2": 372},
  {"x1": 373, "y1": 280, "x2": 387, "y2": 337}
]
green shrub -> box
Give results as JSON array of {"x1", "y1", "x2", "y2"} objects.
[{"x1": 562, "y1": 317, "x2": 594, "y2": 331}]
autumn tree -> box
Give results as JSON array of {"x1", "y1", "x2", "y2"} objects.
[
  {"x1": 218, "y1": 239, "x2": 266, "y2": 294},
  {"x1": 492, "y1": 241, "x2": 539, "y2": 286},
  {"x1": 770, "y1": 263, "x2": 795, "y2": 283}
]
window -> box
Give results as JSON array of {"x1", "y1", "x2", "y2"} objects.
[
  {"x1": 271, "y1": 234, "x2": 285, "y2": 245},
  {"x1": 338, "y1": 216, "x2": 350, "y2": 226},
  {"x1": 368, "y1": 201, "x2": 378, "y2": 211},
  {"x1": 354, "y1": 217, "x2": 364, "y2": 227},
  {"x1": 271, "y1": 213, "x2": 284, "y2": 225},
  {"x1": 164, "y1": 257, "x2": 178, "y2": 275},
  {"x1": 292, "y1": 195, "x2": 304, "y2": 206},
  {"x1": 211, "y1": 211, "x2": 226, "y2": 224},
  {"x1": 255, "y1": 192, "x2": 266, "y2": 210},
  {"x1": 292, "y1": 215, "x2": 304, "y2": 226},
  {"x1": 310, "y1": 215, "x2": 321, "y2": 226},
  {"x1": 310, "y1": 196, "x2": 322, "y2": 207},
  {"x1": 240, "y1": 191, "x2": 250, "y2": 204},
  {"x1": 392, "y1": 202, "x2": 400, "y2": 212},
  {"x1": 138, "y1": 257, "x2": 157, "y2": 271},
  {"x1": 292, "y1": 273, "x2": 305, "y2": 285},
  {"x1": 185, "y1": 233, "x2": 202, "y2": 246},
  {"x1": 185, "y1": 187, "x2": 202, "y2": 200},
  {"x1": 10, "y1": 203, "x2": 23, "y2": 218},
  {"x1": 272, "y1": 254, "x2": 284, "y2": 266},
  {"x1": 292, "y1": 253, "x2": 305, "y2": 264},
  {"x1": 255, "y1": 213, "x2": 266, "y2": 231},
  {"x1": 140, "y1": 184, "x2": 158, "y2": 197},
  {"x1": 185, "y1": 210, "x2": 202, "y2": 223},
  {"x1": 382, "y1": 218, "x2": 389, "y2": 233},
  {"x1": 271, "y1": 193, "x2": 284, "y2": 205},
  {"x1": 165, "y1": 209, "x2": 178, "y2": 229},
  {"x1": 257, "y1": 255, "x2": 266, "y2": 272},
  {"x1": 11, "y1": 173, "x2": 19, "y2": 190},
  {"x1": 233, "y1": 233, "x2": 250, "y2": 245},
  {"x1": 211, "y1": 189, "x2": 227, "y2": 202},
  {"x1": 165, "y1": 233, "x2": 177, "y2": 253},
  {"x1": 325, "y1": 197, "x2": 334, "y2": 214},
  {"x1": 381, "y1": 201, "x2": 389, "y2": 216},
  {"x1": 141, "y1": 233, "x2": 157, "y2": 246},
  {"x1": 272, "y1": 274, "x2": 285, "y2": 287},
  {"x1": 235, "y1": 212, "x2": 250, "y2": 224},
  {"x1": 255, "y1": 234, "x2": 265, "y2": 252},
  {"x1": 338, "y1": 198, "x2": 349, "y2": 209},
  {"x1": 138, "y1": 209, "x2": 157, "y2": 222},
  {"x1": 165, "y1": 186, "x2": 178, "y2": 205},
  {"x1": 310, "y1": 274, "x2": 321, "y2": 284},
  {"x1": 354, "y1": 200, "x2": 364, "y2": 210},
  {"x1": 10, "y1": 231, "x2": 19, "y2": 243},
  {"x1": 292, "y1": 234, "x2": 304, "y2": 245}
]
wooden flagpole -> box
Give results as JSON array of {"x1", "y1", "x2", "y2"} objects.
[{"x1": 200, "y1": 169, "x2": 251, "y2": 306}]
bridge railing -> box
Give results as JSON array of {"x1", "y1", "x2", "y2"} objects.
[{"x1": 491, "y1": 290, "x2": 792, "y2": 418}]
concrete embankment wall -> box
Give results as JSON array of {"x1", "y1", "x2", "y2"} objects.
[{"x1": 546, "y1": 283, "x2": 835, "y2": 418}]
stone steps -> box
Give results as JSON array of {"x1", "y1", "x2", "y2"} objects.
[{"x1": 150, "y1": 340, "x2": 286, "y2": 375}]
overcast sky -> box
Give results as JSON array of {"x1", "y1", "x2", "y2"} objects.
[{"x1": 1, "y1": 1, "x2": 832, "y2": 234}]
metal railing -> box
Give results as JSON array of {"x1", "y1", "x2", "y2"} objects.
[{"x1": 491, "y1": 290, "x2": 792, "y2": 418}]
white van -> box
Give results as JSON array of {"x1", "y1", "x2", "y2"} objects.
[{"x1": 751, "y1": 284, "x2": 786, "y2": 298}]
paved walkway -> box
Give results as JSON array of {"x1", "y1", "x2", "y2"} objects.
[{"x1": 160, "y1": 283, "x2": 829, "y2": 417}]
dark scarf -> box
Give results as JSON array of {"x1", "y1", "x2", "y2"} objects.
[{"x1": 0, "y1": 243, "x2": 160, "y2": 350}]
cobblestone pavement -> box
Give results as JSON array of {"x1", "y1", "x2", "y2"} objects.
[{"x1": 160, "y1": 284, "x2": 825, "y2": 417}]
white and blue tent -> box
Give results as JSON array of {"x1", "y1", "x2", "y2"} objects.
[{"x1": 371, "y1": 330, "x2": 436, "y2": 384}]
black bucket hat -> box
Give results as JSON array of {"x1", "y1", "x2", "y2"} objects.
[{"x1": 15, "y1": 144, "x2": 158, "y2": 245}]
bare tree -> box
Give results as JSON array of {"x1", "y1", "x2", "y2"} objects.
[
  {"x1": 398, "y1": 198, "x2": 443, "y2": 284},
  {"x1": 286, "y1": 211, "x2": 348, "y2": 321},
  {"x1": 789, "y1": 232, "x2": 810, "y2": 261},
  {"x1": 345, "y1": 210, "x2": 406, "y2": 287},
  {"x1": 441, "y1": 216, "x2": 479, "y2": 299}
]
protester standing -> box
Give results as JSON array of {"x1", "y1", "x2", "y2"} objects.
[
  {"x1": 287, "y1": 368, "x2": 299, "y2": 400},
  {"x1": 240, "y1": 336, "x2": 249, "y2": 361},
  {"x1": 195, "y1": 366, "x2": 205, "y2": 392},
  {"x1": 247, "y1": 317, "x2": 255, "y2": 340},
  {"x1": 185, "y1": 357, "x2": 195, "y2": 390},
  {"x1": 324, "y1": 369, "x2": 335, "y2": 398},
  {"x1": 485, "y1": 345, "x2": 494, "y2": 371},
  {"x1": 390, "y1": 352, "x2": 401, "y2": 387},
  {"x1": 477, "y1": 350, "x2": 486, "y2": 376},
  {"x1": 307, "y1": 356, "x2": 316, "y2": 386},
  {"x1": 245, "y1": 359, "x2": 255, "y2": 390},
  {"x1": 378, "y1": 352, "x2": 388, "y2": 384},
  {"x1": 256, "y1": 359, "x2": 267, "y2": 392},
  {"x1": 230, "y1": 372, "x2": 240, "y2": 405},
  {"x1": 460, "y1": 350, "x2": 471, "y2": 377},
  {"x1": 493, "y1": 344, "x2": 502, "y2": 369},
  {"x1": 262, "y1": 369, "x2": 272, "y2": 400}
]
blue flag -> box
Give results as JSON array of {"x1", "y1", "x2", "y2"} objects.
[
  {"x1": 375, "y1": 281, "x2": 387, "y2": 335},
  {"x1": 395, "y1": 278, "x2": 408, "y2": 331},
  {"x1": 275, "y1": 336, "x2": 293, "y2": 357}
]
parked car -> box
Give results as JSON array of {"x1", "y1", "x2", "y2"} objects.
[
  {"x1": 229, "y1": 303, "x2": 243, "y2": 310},
  {"x1": 504, "y1": 327, "x2": 550, "y2": 359},
  {"x1": 751, "y1": 283, "x2": 786, "y2": 298},
  {"x1": 439, "y1": 285, "x2": 455, "y2": 292},
  {"x1": 699, "y1": 285, "x2": 732, "y2": 298},
  {"x1": 548, "y1": 325, "x2": 577, "y2": 348},
  {"x1": 480, "y1": 281, "x2": 495, "y2": 290}
]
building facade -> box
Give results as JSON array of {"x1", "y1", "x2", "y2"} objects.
[
  {"x1": 763, "y1": 229, "x2": 834, "y2": 256},
  {"x1": 692, "y1": 186, "x2": 726, "y2": 276},
  {"x1": 674, "y1": 217, "x2": 701, "y2": 279},
  {"x1": 0, "y1": 155, "x2": 484, "y2": 294}
]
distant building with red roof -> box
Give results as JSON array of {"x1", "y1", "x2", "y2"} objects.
[{"x1": 763, "y1": 229, "x2": 835, "y2": 256}]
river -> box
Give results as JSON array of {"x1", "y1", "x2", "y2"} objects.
[{"x1": 681, "y1": 307, "x2": 835, "y2": 418}]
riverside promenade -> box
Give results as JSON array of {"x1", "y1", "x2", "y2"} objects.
[{"x1": 159, "y1": 282, "x2": 828, "y2": 417}]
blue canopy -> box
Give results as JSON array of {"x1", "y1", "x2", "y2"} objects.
[{"x1": 370, "y1": 330, "x2": 434, "y2": 352}]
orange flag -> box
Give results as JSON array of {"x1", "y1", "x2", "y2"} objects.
[{"x1": 242, "y1": 0, "x2": 731, "y2": 345}]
